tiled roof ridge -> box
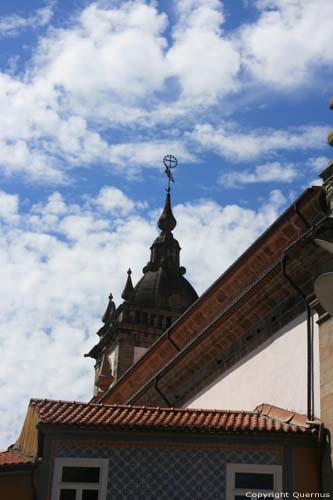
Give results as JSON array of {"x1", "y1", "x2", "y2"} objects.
[
  {"x1": 31, "y1": 398, "x2": 310, "y2": 415},
  {"x1": 30, "y1": 398, "x2": 279, "y2": 419},
  {"x1": 29, "y1": 398, "x2": 318, "y2": 434}
]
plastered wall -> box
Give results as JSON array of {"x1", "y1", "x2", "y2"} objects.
[{"x1": 187, "y1": 312, "x2": 320, "y2": 416}]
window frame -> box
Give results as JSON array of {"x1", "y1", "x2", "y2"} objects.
[
  {"x1": 51, "y1": 457, "x2": 109, "y2": 500},
  {"x1": 226, "y1": 463, "x2": 282, "y2": 498}
]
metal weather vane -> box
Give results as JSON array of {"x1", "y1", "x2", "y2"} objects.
[{"x1": 163, "y1": 154, "x2": 177, "y2": 192}]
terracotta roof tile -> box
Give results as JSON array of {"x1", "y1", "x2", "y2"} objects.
[
  {"x1": 254, "y1": 403, "x2": 321, "y2": 428},
  {"x1": 0, "y1": 450, "x2": 33, "y2": 467},
  {"x1": 30, "y1": 399, "x2": 319, "y2": 437}
]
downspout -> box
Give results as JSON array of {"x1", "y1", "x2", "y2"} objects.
[
  {"x1": 154, "y1": 377, "x2": 172, "y2": 407},
  {"x1": 167, "y1": 332, "x2": 181, "y2": 352},
  {"x1": 282, "y1": 255, "x2": 314, "y2": 422},
  {"x1": 294, "y1": 201, "x2": 311, "y2": 229},
  {"x1": 31, "y1": 462, "x2": 38, "y2": 500},
  {"x1": 280, "y1": 210, "x2": 333, "y2": 422}
]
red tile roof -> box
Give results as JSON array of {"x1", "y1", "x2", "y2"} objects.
[
  {"x1": 0, "y1": 449, "x2": 33, "y2": 468},
  {"x1": 31, "y1": 399, "x2": 319, "y2": 436},
  {"x1": 254, "y1": 404, "x2": 320, "y2": 428}
]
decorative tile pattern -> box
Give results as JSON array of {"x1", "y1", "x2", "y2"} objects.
[{"x1": 57, "y1": 444, "x2": 280, "y2": 500}]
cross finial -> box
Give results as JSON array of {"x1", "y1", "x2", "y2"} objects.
[{"x1": 163, "y1": 155, "x2": 177, "y2": 193}]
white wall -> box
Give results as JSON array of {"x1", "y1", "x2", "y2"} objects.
[
  {"x1": 187, "y1": 312, "x2": 320, "y2": 417},
  {"x1": 108, "y1": 345, "x2": 118, "y2": 376},
  {"x1": 133, "y1": 346, "x2": 149, "y2": 364}
]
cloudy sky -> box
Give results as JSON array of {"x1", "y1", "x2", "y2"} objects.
[{"x1": 0, "y1": 0, "x2": 332, "y2": 448}]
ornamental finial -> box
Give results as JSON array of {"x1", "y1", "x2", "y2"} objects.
[{"x1": 163, "y1": 155, "x2": 177, "y2": 193}]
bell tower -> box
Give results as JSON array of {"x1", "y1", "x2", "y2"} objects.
[{"x1": 86, "y1": 157, "x2": 198, "y2": 398}]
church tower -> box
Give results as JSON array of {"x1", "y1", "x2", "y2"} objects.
[{"x1": 86, "y1": 158, "x2": 198, "y2": 398}]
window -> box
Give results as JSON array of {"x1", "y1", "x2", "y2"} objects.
[
  {"x1": 227, "y1": 464, "x2": 282, "y2": 499},
  {"x1": 51, "y1": 458, "x2": 108, "y2": 500}
]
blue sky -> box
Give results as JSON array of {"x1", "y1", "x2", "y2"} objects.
[{"x1": 0, "y1": 0, "x2": 332, "y2": 447}]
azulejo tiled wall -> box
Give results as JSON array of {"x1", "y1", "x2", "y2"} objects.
[{"x1": 57, "y1": 442, "x2": 280, "y2": 500}]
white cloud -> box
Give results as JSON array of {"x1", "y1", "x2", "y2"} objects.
[
  {"x1": 307, "y1": 178, "x2": 323, "y2": 188},
  {"x1": 35, "y1": 3, "x2": 168, "y2": 100},
  {"x1": 0, "y1": 1, "x2": 330, "y2": 183},
  {"x1": 0, "y1": 2, "x2": 199, "y2": 182},
  {"x1": 0, "y1": 3, "x2": 54, "y2": 38},
  {"x1": 0, "y1": 186, "x2": 288, "y2": 448},
  {"x1": 306, "y1": 156, "x2": 330, "y2": 173},
  {"x1": 0, "y1": 191, "x2": 19, "y2": 222},
  {"x1": 167, "y1": 0, "x2": 240, "y2": 102},
  {"x1": 189, "y1": 123, "x2": 327, "y2": 161},
  {"x1": 108, "y1": 140, "x2": 196, "y2": 172},
  {"x1": 95, "y1": 187, "x2": 135, "y2": 216},
  {"x1": 219, "y1": 161, "x2": 298, "y2": 188},
  {"x1": 174, "y1": 189, "x2": 287, "y2": 292},
  {"x1": 239, "y1": 0, "x2": 333, "y2": 87}
]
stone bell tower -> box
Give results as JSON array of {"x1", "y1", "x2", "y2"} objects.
[{"x1": 86, "y1": 156, "x2": 198, "y2": 398}]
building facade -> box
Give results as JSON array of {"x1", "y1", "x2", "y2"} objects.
[
  {"x1": 12, "y1": 399, "x2": 323, "y2": 498},
  {"x1": 1, "y1": 150, "x2": 333, "y2": 497}
]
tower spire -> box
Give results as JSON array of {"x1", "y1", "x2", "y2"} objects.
[
  {"x1": 102, "y1": 293, "x2": 116, "y2": 324},
  {"x1": 157, "y1": 192, "x2": 177, "y2": 232},
  {"x1": 86, "y1": 156, "x2": 198, "y2": 396},
  {"x1": 158, "y1": 154, "x2": 178, "y2": 233}
]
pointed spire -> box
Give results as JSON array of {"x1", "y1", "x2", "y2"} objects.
[
  {"x1": 121, "y1": 268, "x2": 134, "y2": 301},
  {"x1": 158, "y1": 192, "x2": 177, "y2": 232},
  {"x1": 102, "y1": 293, "x2": 116, "y2": 324}
]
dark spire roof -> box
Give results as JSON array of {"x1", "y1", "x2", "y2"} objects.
[
  {"x1": 86, "y1": 185, "x2": 198, "y2": 361},
  {"x1": 121, "y1": 269, "x2": 134, "y2": 302},
  {"x1": 130, "y1": 191, "x2": 198, "y2": 312},
  {"x1": 102, "y1": 293, "x2": 116, "y2": 323},
  {"x1": 157, "y1": 192, "x2": 177, "y2": 232}
]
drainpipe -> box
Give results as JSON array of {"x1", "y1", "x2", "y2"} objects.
[
  {"x1": 282, "y1": 255, "x2": 314, "y2": 422},
  {"x1": 30, "y1": 461, "x2": 38, "y2": 500},
  {"x1": 167, "y1": 331, "x2": 181, "y2": 352},
  {"x1": 294, "y1": 201, "x2": 311, "y2": 229},
  {"x1": 154, "y1": 376, "x2": 172, "y2": 407}
]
